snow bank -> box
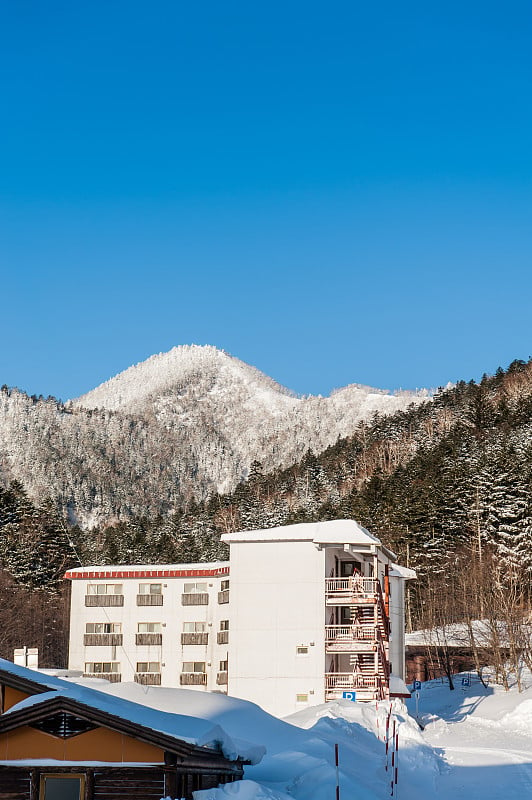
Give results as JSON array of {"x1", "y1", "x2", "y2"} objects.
[
  {"x1": 498, "y1": 698, "x2": 532, "y2": 736},
  {"x1": 194, "y1": 779, "x2": 292, "y2": 800}
]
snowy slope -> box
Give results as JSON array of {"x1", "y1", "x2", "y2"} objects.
[
  {"x1": 90, "y1": 680, "x2": 438, "y2": 800},
  {"x1": 90, "y1": 669, "x2": 532, "y2": 800}
]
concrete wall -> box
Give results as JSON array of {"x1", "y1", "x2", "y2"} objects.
[{"x1": 227, "y1": 538, "x2": 326, "y2": 717}]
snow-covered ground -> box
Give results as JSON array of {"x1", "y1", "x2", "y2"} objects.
[
  {"x1": 88, "y1": 670, "x2": 532, "y2": 800},
  {"x1": 194, "y1": 671, "x2": 532, "y2": 800},
  {"x1": 407, "y1": 671, "x2": 532, "y2": 799}
]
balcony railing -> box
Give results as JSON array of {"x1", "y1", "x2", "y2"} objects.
[
  {"x1": 85, "y1": 595, "x2": 124, "y2": 607},
  {"x1": 83, "y1": 633, "x2": 123, "y2": 647},
  {"x1": 83, "y1": 672, "x2": 121, "y2": 683},
  {"x1": 135, "y1": 672, "x2": 162, "y2": 685},
  {"x1": 135, "y1": 633, "x2": 163, "y2": 646},
  {"x1": 218, "y1": 589, "x2": 230, "y2": 604},
  {"x1": 217, "y1": 630, "x2": 229, "y2": 645},
  {"x1": 181, "y1": 632, "x2": 209, "y2": 646},
  {"x1": 216, "y1": 671, "x2": 228, "y2": 685},
  {"x1": 325, "y1": 673, "x2": 378, "y2": 693},
  {"x1": 324, "y1": 625, "x2": 377, "y2": 651},
  {"x1": 181, "y1": 593, "x2": 209, "y2": 606},
  {"x1": 325, "y1": 577, "x2": 377, "y2": 603},
  {"x1": 137, "y1": 594, "x2": 163, "y2": 606},
  {"x1": 180, "y1": 672, "x2": 207, "y2": 686}
]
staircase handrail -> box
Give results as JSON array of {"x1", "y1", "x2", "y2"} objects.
[{"x1": 376, "y1": 583, "x2": 390, "y2": 637}]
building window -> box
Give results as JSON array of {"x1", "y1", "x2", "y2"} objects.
[
  {"x1": 182, "y1": 582, "x2": 209, "y2": 605},
  {"x1": 339, "y1": 560, "x2": 362, "y2": 577},
  {"x1": 136, "y1": 661, "x2": 160, "y2": 673},
  {"x1": 138, "y1": 622, "x2": 162, "y2": 633},
  {"x1": 40, "y1": 774, "x2": 85, "y2": 800},
  {"x1": 220, "y1": 579, "x2": 230, "y2": 591},
  {"x1": 84, "y1": 662, "x2": 120, "y2": 674},
  {"x1": 296, "y1": 646, "x2": 309, "y2": 656},
  {"x1": 86, "y1": 622, "x2": 121, "y2": 634},
  {"x1": 183, "y1": 582, "x2": 208, "y2": 594},
  {"x1": 340, "y1": 607, "x2": 352, "y2": 625},
  {"x1": 296, "y1": 694, "x2": 309, "y2": 703},
  {"x1": 219, "y1": 660, "x2": 228, "y2": 672},
  {"x1": 220, "y1": 620, "x2": 229, "y2": 631},
  {"x1": 86, "y1": 583, "x2": 123, "y2": 595},
  {"x1": 183, "y1": 621, "x2": 207, "y2": 633},
  {"x1": 180, "y1": 661, "x2": 207, "y2": 685},
  {"x1": 138, "y1": 583, "x2": 162, "y2": 595},
  {"x1": 182, "y1": 661, "x2": 206, "y2": 673}
]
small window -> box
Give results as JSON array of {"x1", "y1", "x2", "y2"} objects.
[
  {"x1": 85, "y1": 662, "x2": 120, "y2": 674},
  {"x1": 296, "y1": 694, "x2": 308, "y2": 703},
  {"x1": 340, "y1": 561, "x2": 361, "y2": 577},
  {"x1": 86, "y1": 622, "x2": 121, "y2": 634},
  {"x1": 220, "y1": 619, "x2": 229, "y2": 631},
  {"x1": 183, "y1": 582, "x2": 208, "y2": 594},
  {"x1": 136, "y1": 661, "x2": 160, "y2": 673},
  {"x1": 220, "y1": 579, "x2": 230, "y2": 591},
  {"x1": 219, "y1": 660, "x2": 228, "y2": 671},
  {"x1": 182, "y1": 661, "x2": 206, "y2": 673},
  {"x1": 137, "y1": 622, "x2": 162, "y2": 633},
  {"x1": 183, "y1": 621, "x2": 207, "y2": 633},
  {"x1": 340, "y1": 607, "x2": 353, "y2": 625},
  {"x1": 138, "y1": 583, "x2": 162, "y2": 595},
  {"x1": 41, "y1": 774, "x2": 85, "y2": 800},
  {"x1": 87, "y1": 583, "x2": 122, "y2": 595},
  {"x1": 296, "y1": 646, "x2": 309, "y2": 656}
]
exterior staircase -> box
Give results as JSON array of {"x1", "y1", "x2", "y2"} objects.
[{"x1": 324, "y1": 574, "x2": 390, "y2": 701}]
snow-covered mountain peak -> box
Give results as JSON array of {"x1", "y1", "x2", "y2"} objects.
[
  {"x1": 71, "y1": 344, "x2": 294, "y2": 413},
  {"x1": 1, "y1": 346, "x2": 430, "y2": 525}
]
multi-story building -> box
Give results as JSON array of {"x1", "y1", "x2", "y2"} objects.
[{"x1": 66, "y1": 519, "x2": 415, "y2": 717}]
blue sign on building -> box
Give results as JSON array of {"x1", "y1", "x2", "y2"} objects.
[{"x1": 342, "y1": 691, "x2": 357, "y2": 701}]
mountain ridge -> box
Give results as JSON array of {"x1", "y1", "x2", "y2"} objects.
[{"x1": 0, "y1": 345, "x2": 428, "y2": 527}]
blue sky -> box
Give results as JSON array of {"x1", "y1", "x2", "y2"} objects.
[{"x1": 1, "y1": 1, "x2": 531, "y2": 400}]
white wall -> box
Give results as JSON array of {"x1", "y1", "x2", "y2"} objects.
[
  {"x1": 388, "y1": 576, "x2": 405, "y2": 679},
  {"x1": 227, "y1": 539, "x2": 326, "y2": 717}
]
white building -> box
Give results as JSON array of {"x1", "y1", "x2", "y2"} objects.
[{"x1": 66, "y1": 520, "x2": 415, "y2": 717}]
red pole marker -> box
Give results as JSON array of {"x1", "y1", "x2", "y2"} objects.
[{"x1": 335, "y1": 743, "x2": 340, "y2": 800}]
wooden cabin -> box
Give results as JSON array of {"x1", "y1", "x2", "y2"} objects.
[{"x1": 0, "y1": 660, "x2": 250, "y2": 800}]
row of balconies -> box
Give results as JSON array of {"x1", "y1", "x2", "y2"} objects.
[
  {"x1": 83, "y1": 671, "x2": 228, "y2": 686},
  {"x1": 83, "y1": 631, "x2": 229, "y2": 647},
  {"x1": 85, "y1": 591, "x2": 229, "y2": 607}
]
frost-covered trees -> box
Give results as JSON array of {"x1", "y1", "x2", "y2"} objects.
[{"x1": 0, "y1": 346, "x2": 424, "y2": 528}]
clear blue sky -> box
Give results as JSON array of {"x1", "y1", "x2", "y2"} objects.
[{"x1": 1, "y1": 1, "x2": 531, "y2": 401}]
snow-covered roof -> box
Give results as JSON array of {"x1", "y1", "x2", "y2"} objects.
[
  {"x1": 389, "y1": 675, "x2": 411, "y2": 697},
  {"x1": 390, "y1": 563, "x2": 417, "y2": 580},
  {"x1": 222, "y1": 519, "x2": 385, "y2": 548},
  {"x1": 0, "y1": 659, "x2": 262, "y2": 764},
  {"x1": 405, "y1": 620, "x2": 513, "y2": 648}
]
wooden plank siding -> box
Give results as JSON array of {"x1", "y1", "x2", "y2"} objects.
[{"x1": 0, "y1": 765, "x2": 241, "y2": 800}]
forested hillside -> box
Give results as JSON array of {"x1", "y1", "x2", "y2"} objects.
[
  {"x1": 0, "y1": 345, "x2": 422, "y2": 527},
  {"x1": 1, "y1": 358, "x2": 531, "y2": 664}
]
